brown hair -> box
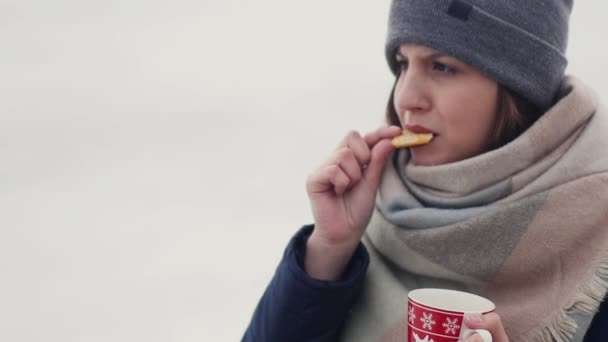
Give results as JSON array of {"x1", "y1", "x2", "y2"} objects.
[{"x1": 385, "y1": 82, "x2": 541, "y2": 152}]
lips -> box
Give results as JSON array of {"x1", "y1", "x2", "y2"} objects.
[{"x1": 405, "y1": 124, "x2": 437, "y2": 135}]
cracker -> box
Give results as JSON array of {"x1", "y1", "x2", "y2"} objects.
[{"x1": 391, "y1": 130, "x2": 434, "y2": 148}]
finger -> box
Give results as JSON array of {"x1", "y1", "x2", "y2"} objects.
[
  {"x1": 362, "y1": 138, "x2": 395, "y2": 189},
  {"x1": 462, "y1": 330, "x2": 492, "y2": 342},
  {"x1": 333, "y1": 148, "x2": 362, "y2": 185},
  {"x1": 338, "y1": 131, "x2": 371, "y2": 166},
  {"x1": 328, "y1": 165, "x2": 351, "y2": 195},
  {"x1": 464, "y1": 313, "x2": 509, "y2": 342},
  {"x1": 306, "y1": 168, "x2": 332, "y2": 195},
  {"x1": 363, "y1": 125, "x2": 402, "y2": 148},
  {"x1": 462, "y1": 333, "x2": 482, "y2": 342},
  {"x1": 306, "y1": 164, "x2": 351, "y2": 196}
]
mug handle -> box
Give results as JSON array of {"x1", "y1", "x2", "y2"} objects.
[{"x1": 462, "y1": 328, "x2": 492, "y2": 342}]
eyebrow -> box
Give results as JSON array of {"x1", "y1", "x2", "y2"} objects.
[{"x1": 395, "y1": 50, "x2": 447, "y2": 60}]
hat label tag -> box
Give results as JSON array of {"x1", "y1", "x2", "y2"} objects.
[{"x1": 447, "y1": 0, "x2": 473, "y2": 21}]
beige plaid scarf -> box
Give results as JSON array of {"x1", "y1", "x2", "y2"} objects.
[{"x1": 339, "y1": 76, "x2": 608, "y2": 342}]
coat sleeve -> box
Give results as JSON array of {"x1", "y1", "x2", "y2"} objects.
[
  {"x1": 242, "y1": 225, "x2": 369, "y2": 342},
  {"x1": 583, "y1": 295, "x2": 608, "y2": 342}
]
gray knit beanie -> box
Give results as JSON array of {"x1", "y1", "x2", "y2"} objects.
[{"x1": 385, "y1": 0, "x2": 573, "y2": 111}]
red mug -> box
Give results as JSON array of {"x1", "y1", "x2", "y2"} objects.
[{"x1": 407, "y1": 288, "x2": 495, "y2": 342}]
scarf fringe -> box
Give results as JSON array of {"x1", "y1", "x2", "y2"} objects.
[{"x1": 526, "y1": 258, "x2": 608, "y2": 342}]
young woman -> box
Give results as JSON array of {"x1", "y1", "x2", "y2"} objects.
[{"x1": 244, "y1": 1, "x2": 608, "y2": 341}]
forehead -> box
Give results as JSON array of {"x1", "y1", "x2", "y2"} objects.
[{"x1": 396, "y1": 44, "x2": 444, "y2": 57}]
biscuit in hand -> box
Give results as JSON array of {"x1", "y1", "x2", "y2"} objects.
[{"x1": 391, "y1": 130, "x2": 434, "y2": 148}]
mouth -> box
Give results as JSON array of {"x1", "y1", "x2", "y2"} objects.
[{"x1": 405, "y1": 124, "x2": 438, "y2": 136}]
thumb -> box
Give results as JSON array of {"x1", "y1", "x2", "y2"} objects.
[{"x1": 362, "y1": 139, "x2": 394, "y2": 189}]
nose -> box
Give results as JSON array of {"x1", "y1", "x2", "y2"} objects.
[{"x1": 393, "y1": 69, "x2": 431, "y2": 124}]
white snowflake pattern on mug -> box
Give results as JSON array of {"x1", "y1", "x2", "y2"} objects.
[
  {"x1": 442, "y1": 317, "x2": 460, "y2": 335},
  {"x1": 413, "y1": 332, "x2": 436, "y2": 342},
  {"x1": 413, "y1": 333, "x2": 435, "y2": 342},
  {"x1": 420, "y1": 312, "x2": 436, "y2": 330},
  {"x1": 408, "y1": 306, "x2": 417, "y2": 324}
]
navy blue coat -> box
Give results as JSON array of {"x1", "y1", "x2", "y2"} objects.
[{"x1": 243, "y1": 225, "x2": 607, "y2": 341}]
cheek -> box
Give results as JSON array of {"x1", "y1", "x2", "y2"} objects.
[
  {"x1": 442, "y1": 88, "x2": 497, "y2": 150},
  {"x1": 392, "y1": 89, "x2": 403, "y2": 123}
]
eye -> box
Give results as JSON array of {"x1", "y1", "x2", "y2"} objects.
[
  {"x1": 433, "y1": 62, "x2": 456, "y2": 74},
  {"x1": 395, "y1": 59, "x2": 408, "y2": 73}
]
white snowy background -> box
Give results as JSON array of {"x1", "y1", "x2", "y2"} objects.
[{"x1": 1, "y1": 1, "x2": 606, "y2": 341}]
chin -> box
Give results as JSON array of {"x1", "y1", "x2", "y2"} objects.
[
  {"x1": 410, "y1": 150, "x2": 449, "y2": 166},
  {"x1": 411, "y1": 158, "x2": 441, "y2": 166}
]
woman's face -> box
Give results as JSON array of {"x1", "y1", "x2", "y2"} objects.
[{"x1": 393, "y1": 44, "x2": 499, "y2": 166}]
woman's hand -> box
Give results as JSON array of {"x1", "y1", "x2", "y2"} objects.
[
  {"x1": 462, "y1": 313, "x2": 509, "y2": 342},
  {"x1": 304, "y1": 125, "x2": 402, "y2": 280}
]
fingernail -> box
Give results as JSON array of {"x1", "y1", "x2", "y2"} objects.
[{"x1": 464, "y1": 313, "x2": 484, "y2": 323}]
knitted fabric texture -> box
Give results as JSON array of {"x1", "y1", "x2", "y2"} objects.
[
  {"x1": 385, "y1": 0, "x2": 573, "y2": 111},
  {"x1": 338, "y1": 76, "x2": 608, "y2": 342}
]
